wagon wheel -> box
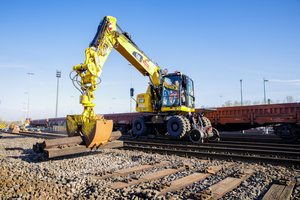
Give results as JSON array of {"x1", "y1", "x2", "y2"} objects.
[{"x1": 278, "y1": 126, "x2": 299, "y2": 142}]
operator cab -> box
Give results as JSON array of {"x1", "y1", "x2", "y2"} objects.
[
  {"x1": 161, "y1": 72, "x2": 195, "y2": 111},
  {"x1": 135, "y1": 72, "x2": 195, "y2": 113}
]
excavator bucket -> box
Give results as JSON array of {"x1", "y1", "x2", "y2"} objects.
[{"x1": 66, "y1": 115, "x2": 113, "y2": 148}]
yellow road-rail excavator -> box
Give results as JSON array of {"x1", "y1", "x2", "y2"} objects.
[{"x1": 67, "y1": 16, "x2": 220, "y2": 148}]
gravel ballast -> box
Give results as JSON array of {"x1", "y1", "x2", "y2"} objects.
[{"x1": 0, "y1": 132, "x2": 300, "y2": 200}]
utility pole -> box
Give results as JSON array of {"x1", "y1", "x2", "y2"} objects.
[
  {"x1": 263, "y1": 78, "x2": 269, "y2": 104},
  {"x1": 129, "y1": 64, "x2": 133, "y2": 112},
  {"x1": 263, "y1": 78, "x2": 269, "y2": 134},
  {"x1": 240, "y1": 79, "x2": 243, "y2": 106},
  {"x1": 55, "y1": 70, "x2": 61, "y2": 118},
  {"x1": 27, "y1": 73, "x2": 34, "y2": 119},
  {"x1": 112, "y1": 98, "x2": 116, "y2": 113}
]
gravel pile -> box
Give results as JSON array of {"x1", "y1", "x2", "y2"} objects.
[{"x1": 0, "y1": 132, "x2": 300, "y2": 200}]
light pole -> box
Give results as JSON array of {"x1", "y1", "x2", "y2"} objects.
[
  {"x1": 263, "y1": 78, "x2": 269, "y2": 104},
  {"x1": 22, "y1": 102, "x2": 26, "y2": 125},
  {"x1": 220, "y1": 95, "x2": 222, "y2": 107},
  {"x1": 129, "y1": 64, "x2": 133, "y2": 112},
  {"x1": 27, "y1": 73, "x2": 34, "y2": 119},
  {"x1": 71, "y1": 96, "x2": 74, "y2": 114},
  {"x1": 55, "y1": 70, "x2": 61, "y2": 118},
  {"x1": 263, "y1": 78, "x2": 269, "y2": 134},
  {"x1": 112, "y1": 98, "x2": 115, "y2": 113},
  {"x1": 240, "y1": 79, "x2": 243, "y2": 106}
]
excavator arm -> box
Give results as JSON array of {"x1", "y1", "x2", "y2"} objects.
[{"x1": 68, "y1": 16, "x2": 161, "y2": 148}]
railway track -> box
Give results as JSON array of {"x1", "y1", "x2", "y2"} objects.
[
  {"x1": 0, "y1": 130, "x2": 67, "y2": 140},
  {"x1": 3, "y1": 131, "x2": 300, "y2": 166},
  {"x1": 1, "y1": 131, "x2": 298, "y2": 199},
  {"x1": 119, "y1": 134, "x2": 300, "y2": 166}
]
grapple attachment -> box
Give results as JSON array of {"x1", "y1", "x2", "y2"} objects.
[{"x1": 66, "y1": 115, "x2": 113, "y2": 148}]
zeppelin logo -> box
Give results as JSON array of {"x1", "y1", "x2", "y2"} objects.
[
  {"x1": 109, "y1": 23, "x2": 113, "y2": 31},
  {"x1": 132, "y1": 52, "x2": 143, "y2": 62},
  {"x1": 138, "y1": 95, "x2": 144, "y2": 98},
  {"x1": 143, "y1": 60, "x2": 149, "y2": 68}
]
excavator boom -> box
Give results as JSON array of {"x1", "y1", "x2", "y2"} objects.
[{"x1": 68, "y1": 16, "x2": 161, "y2": 148}]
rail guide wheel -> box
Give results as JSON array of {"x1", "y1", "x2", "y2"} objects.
[
  {"x1": 130, "y1": 131, "x2": 139, "y2": 139},
  {"x1": 207, "y1": 127, "x2": 220, "y2": 142},
  {"x1": 189, "y1": 128, "x2": 205, "y2": 143}
]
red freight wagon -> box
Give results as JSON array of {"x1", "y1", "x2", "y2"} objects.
[
  {"x1": 30, "y1": 103, "x2": 300, "y2": 141},
  {"x1": 200, "y1": 103, "x2": 300, "y2": 141}
]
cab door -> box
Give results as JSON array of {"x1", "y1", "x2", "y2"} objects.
[{"x1": 186, "y1": 78, "x2": 195, "y2": 108}]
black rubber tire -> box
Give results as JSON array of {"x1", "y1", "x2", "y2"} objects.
[
  {"x1": 182, "y1": 116, "x2": 191, "y2": 138},
  {"x1": 167, "y1": 116, "x2": 187, "y2": 138},
  {"x1": 182, "y1": 116, "x2": 191, "y2": 132},
  {"x1": 201, "y1": 116, "x2": 211, "y2": 128},
  {"x1": 132, "y1": 117, "x2": 148, "y2": 136}
]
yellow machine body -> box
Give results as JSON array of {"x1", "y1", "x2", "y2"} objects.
[
  {"x1": 68, "y1": 16, "x2": 196, "y2": 146},
  {"x1": 136, "y1": 93, "x2": 154, "y2": 112}
]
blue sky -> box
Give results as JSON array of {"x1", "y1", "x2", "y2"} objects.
[{"x1": 0, "y1": 0, "x2": 299, "y2": 121}]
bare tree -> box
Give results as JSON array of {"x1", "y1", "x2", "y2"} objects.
[
  {"x1": 253, "y1": 100, "x2": 261, "y2": 105},
  {"x1": 223, "y1": 100, "x2": 233, "y2": 107},
  {"x1": 244, "y1": 100, "x2": 251, "y2": 105},
  {"x1": 233, "y1": 101, "x2": 240, "y2": 106},
  {"x1": 285, "y1": 95, "x2": 294, "y2": 103}
]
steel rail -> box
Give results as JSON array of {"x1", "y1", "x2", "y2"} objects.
[
  {"x1": 120, "y1": 136, "x2": 300, "y2": 149},
  {"x1": 124, "y1": 141, "x2": 300, "y2": 158},
  {"x1": 122, "y1": 142, "x2": 300, "y2": 166},
  {"x1": 123, "y1": 139, "x2": 300, "y2": 152},
  {"x1": 1, "y1": 131, "x2": 66, "y2": 140}
]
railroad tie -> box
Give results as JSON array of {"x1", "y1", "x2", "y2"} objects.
[
  {"x1": 91, "y1": 161, "x2": 170, "y2": 180},
  {"x1": 156, "y1": 163, "x2": 231, "y2": 196},
  {"x1": 110, "y1": 165, "x2": 188, "y2": 190},
  {"x1": 262, "y1": 178, "x2": 295, "y2": 200},
  {"x1": 44, "y1": 140, "x2": 123, "y2": 158},
  {"x1": 194, "y1": 168, "x2": 255, "y2": 200}
]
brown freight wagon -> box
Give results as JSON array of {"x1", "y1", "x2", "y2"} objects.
[
  {"x1": 30, "y1": 103, "x2": 300, "y2": 142},
  {"x1": 199, "y1": 103, "x2": 300, "y2": 141}
]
